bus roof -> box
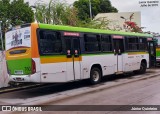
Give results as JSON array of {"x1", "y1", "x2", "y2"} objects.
[{"x1": 37, "y1": 23, "x2": 153, "y2": 38}]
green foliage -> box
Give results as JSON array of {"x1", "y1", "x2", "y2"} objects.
[
  {"x1": 0, "y1": 0, "x2": 11, "y2": 50},
  {"x1": 34, "y1": 0, "x2": 111, "y2": 29},
  {"x1": 0, "y1": 0, "x2": 34, "y2": 28},
  {"x1": 0, "y1": 0, "x2": 34, "y2": 50},
  {"x1": 73, "y1": 0, "x2": 118, "y2": 21},
  {"x1": 0, "y1": 0, "x2": 10, "y2": 33},
  {"x1": 35, "y1": 0, "x2": 79, "y2": 26},
  {"x1": 9, "y1": 0, "x2": 34, "y2": 26},
  {"x1": 77, "y1": 17, "x2": 110, "y2": 29}
]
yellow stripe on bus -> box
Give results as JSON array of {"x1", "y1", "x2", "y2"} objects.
[
  {"x1": 40, "y1": 56, "x2": 82, "y2": 64},
  {"x1": 128, "y1": 52, "x2": 148, "y2": 55},
  {"x1": 156, "y1": 48, "x2": 160, "y2": 51}
]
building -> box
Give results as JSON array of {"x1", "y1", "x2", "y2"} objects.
[{"x1": 94, "y1": 12, "x2": 141, "y2": 32}]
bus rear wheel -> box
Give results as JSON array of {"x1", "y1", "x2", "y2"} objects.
[
  {"x1": 139, "y1": 62, "x2": 147, "y2": 74},
  {"x1": 90, "y1": 67, "x2": 102, "y2": 84},
  {"x1": 134, "y1": 62, "x2": 147, "y2": 74}
]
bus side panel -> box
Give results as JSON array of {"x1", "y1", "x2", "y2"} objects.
[
  {"x1": 31, "y1": 58, "x2": 41, "y2": 82},
  {"x1": 31, "y1": 23, "x2": 41, "y2": 82},
  {"x1": 124, "y1": 52, "x2": 149, "y2": 72},
  {"x1": 145, "y1": 54, "x2": 149, "y2": 68},
  {"x1": 124, "y1": 53, "x2": 140, "y2": 72},
  {"x1": 81, "y1": 54, "x2": 115, "y2": 79},
  {"x1": 40, "y1": 56, "x2": 67, "y2": 82}
]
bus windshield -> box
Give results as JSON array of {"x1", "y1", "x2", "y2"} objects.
[
  {"x1": 155, "y1": 37, "x2": 160, "y2": 47},
  {"x1": 5, "y1": 26, "x2": 31, "y2": 51}
]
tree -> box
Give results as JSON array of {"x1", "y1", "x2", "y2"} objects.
[
  {"x1": 77, "y1": 17, "x2": 110, "y2": 29},
  {"x1": 9, "y1": 0, "x2": 34, "y2": 26},
  {"x1": 73, "y1": 0, "x2": 118, "y2": 21},
  {"x1": 34, "y1": 0, "x2": 111, "y2": 29},
  {"x1": 122, "y1": 13, "x2": 142, "y2": 33},
  {"x1": 0, "y1": 0, "x2": 11, "y2": 37},
  {"x1": 0, "y1": 0, "x2": 34, "y2": 49},
  {"x1": 0, "y1": 0, "x2": 34, "y2": 28},
  {"x1": 35, "y1": 0, "x2": 79, "y2": 26},
  {"x1": 0, "y1": 0, "x2": 12, "y2": 50}
]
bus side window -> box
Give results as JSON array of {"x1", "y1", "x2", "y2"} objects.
[
  {"x1": 84, "y1": 34, "x2": 101, "y2": 52},
  {"x1": 139, "y1": 37, "x2": 147, "y2": 51},
  {"x1": 65, "y1": 38, "x2": 72, "y2": 54},
  {"x1": 101, "y1": 35, "x2": 112, "y2": 52},
  {"x1": 38, "y1": 30, "x2": 62, "y2": 55},
  {"x1": 126, "y1": 36, "x2": 139, "y2": 51}
]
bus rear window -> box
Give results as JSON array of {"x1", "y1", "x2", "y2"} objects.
[{"x1": 9, "y1": 49, "x2": 26, "y2": 55}]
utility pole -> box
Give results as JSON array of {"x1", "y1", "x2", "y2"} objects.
[
  {"x1": 0, "y1": 21, "x2": 4, "y2": 51},
  {"x1": 89, "y1": 0, "x2": 92, "y2": 20}
]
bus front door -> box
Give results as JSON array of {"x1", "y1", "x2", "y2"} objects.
[
  {"x1": 113, "y1": 39, "x2": 124, "y2": 73},
  {"x1": 148, "y1": 41, "x2": 156, "y2": 67},
  {"x1": 65, "y1": 37, "x2": 81, "y2": 81}
]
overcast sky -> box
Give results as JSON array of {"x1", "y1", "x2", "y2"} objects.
[{"x1": 25, "y1": 0, "x2": 160, "y2": 33}]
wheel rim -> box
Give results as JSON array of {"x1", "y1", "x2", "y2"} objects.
[{"x1": 92, "y1": 71, "x2": 99, "y2": 82}]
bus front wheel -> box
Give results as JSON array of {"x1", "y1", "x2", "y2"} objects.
[{"x1": 90, "y1": 67, "x2": 102, "y2": 84}]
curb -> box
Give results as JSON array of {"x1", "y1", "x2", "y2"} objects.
[{"x1": 0, "y1": 84, "x2": 41, "y2": 94}]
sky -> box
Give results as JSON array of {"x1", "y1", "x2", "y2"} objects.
[{"x1": 25, "y1": 0, "x2": 160, "y2": 33}]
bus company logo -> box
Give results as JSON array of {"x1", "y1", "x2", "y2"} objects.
[
  {"x1": 2, "y1": 106, "x2": 11, "y2": 111},
  {"x1": 1, "y1": 106, "x2": 42, "y2": 112},
  {"x1": 11, "y1": 31, "x2": 22, "y2": 46}
]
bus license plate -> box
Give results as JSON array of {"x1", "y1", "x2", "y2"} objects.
[{"x1": 14, "y1": 70, "x2": 23, "y2": 75}]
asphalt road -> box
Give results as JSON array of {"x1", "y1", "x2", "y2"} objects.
[
  {"x1": 1, "y1": 68, "x2": 160, "y2": 114},
  {"x1": 41, "y1": 69, "x2": 160, "y2": 114}
]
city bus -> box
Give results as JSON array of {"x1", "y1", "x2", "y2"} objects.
[
  {"x1": 5, "y1": 23, "x2": 155, "y2": 84},
  {"x1": 154, "y1": 36, "x2": 160, "y2": 65}
]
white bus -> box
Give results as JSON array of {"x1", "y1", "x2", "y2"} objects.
[{"x1": 5, "y1": 23, "x2": 154, "y2": 84}]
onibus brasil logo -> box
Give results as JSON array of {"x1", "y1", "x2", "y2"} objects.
[{"x1": 1, "y1": 106, "x2": 42, "y2": 112}]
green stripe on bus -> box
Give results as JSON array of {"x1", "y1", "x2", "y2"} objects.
[
  {"x1": 40, "y1": 53, "x2": 114, "y2": 57},
  {"x1": 39, "y1": 51, "x2": 148, "y2": 57},
  {"x1": 39, "y1": 24, "x2": 152, "y2": 37},
  {"x1": 156, "y1": 51, "x2": 160, "y2": 57},
  {"x1": 82, "y1": 52, "x2": 114, "y2": 56}
]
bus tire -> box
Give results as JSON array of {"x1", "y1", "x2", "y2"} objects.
[
  {"x1": 90, "y1": 67, "x2": 102, "y2": 84},
  {"x1": 139, "y1": 62, "x2": 147, "y2": 74},
  {"x1": 134, "y1": 62, "x2": 147, "y2": 74}
]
